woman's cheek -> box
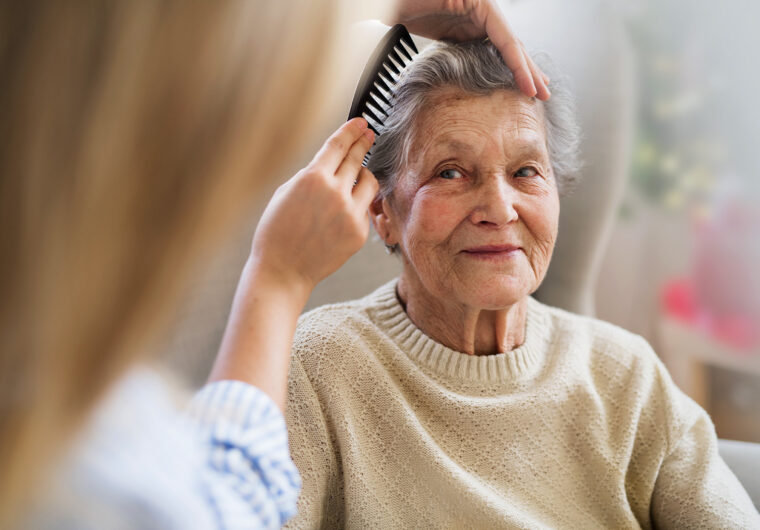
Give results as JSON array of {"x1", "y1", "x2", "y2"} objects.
[
  {"x1": 524, "y1": 195, "x2": 560, "y2": 272},
  {"x1": 410, "y1": 192, "x2": 462, "y2": 240}
]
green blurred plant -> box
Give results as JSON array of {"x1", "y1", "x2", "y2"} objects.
[{"x1": 625, "y1": 3, "x2": 724, "y2": 220}]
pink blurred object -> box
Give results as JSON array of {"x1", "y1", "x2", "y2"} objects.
[
  {"x1": 662, "y1": 278, "x2": 760, "y2": 352},
  {"x1": 692, "y1": 185, "x2": 760, "y2": 321},
  {"x1": 669, "y1": 176, "x2": 760, "y2": 353}
]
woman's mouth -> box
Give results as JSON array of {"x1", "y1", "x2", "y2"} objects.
[{"x1": 461, "y1": 245, "x2": 522, "y2": 260}]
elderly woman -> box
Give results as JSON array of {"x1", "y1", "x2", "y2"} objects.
[{"x1": 284, "y1": 40, "x2": 759, "y2": 529}]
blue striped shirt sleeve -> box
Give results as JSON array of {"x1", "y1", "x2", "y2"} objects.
[{"x1": 186, "y1": 380, "x2": 302, "y2": 529}]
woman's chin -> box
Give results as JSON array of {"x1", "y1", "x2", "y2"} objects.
[{"x1": 452, "y1": 281, "x2": 530, "y2": 310}]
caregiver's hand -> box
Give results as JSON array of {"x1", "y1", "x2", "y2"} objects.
[
  {"x1": 208, "y1": 118, "x2": 378, "y2": 409},
  {"x1": 249, "y1": 117, "x2": 378, "y2": 301},
  {"x1": 390, "y1": 0, "x2": 551, "y2": 100}
]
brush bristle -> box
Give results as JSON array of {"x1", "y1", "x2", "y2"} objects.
[{"x1": 348, "y1": 24, "x2": 419, "y2": 165}]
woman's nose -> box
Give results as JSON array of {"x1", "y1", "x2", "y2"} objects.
[{"x1": 469, "y1": 176, "x2": 518, "y2": 226}]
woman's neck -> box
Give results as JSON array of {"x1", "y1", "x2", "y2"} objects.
[{"x1": 396, "y1": 274, "x2": 528, "y2": 356}]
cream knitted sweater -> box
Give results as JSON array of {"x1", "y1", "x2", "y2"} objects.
[{"x1": 284, "y1": 280, "x2": 759, "y2": 529}]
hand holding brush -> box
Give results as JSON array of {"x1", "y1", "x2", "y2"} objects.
[{"x1": 389, "y1": 0, "x2": 551, "y2": 100}]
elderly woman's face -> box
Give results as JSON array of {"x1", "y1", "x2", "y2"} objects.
[{"x1": 380, "y1": 89, "x2": 559, "y2": 309}]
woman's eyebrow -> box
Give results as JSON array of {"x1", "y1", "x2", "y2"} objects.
[
  {"x1": 509, "y1": 140, "x2": 548, "y2": 158},
  {"x1": 425, "y1": 138, "x2": 474, "y2": 156},
  {"x1": 440, "y1": 139, "x2": 473, "y2": 152}
]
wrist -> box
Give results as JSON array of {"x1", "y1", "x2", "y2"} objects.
[{"x1": 243, "y1": 256, "x2": 314, "y2": 312}]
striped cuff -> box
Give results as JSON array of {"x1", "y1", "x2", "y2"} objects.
[
  {"x1": 188, "y1": 380, "x2": 283, "y2": 433},
  {"x1": 186, "y1": 380, "x2": 301, "y2": 526}
]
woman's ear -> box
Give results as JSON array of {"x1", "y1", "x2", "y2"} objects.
[{"x1": 369, "y1": 195, "x2": 398, "y2": 246}]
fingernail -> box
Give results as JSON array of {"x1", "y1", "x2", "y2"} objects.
[
  {"x1": 364, "y1": 128, "x2": 374, "y2": 142},
  {"x1": 356, "y1": 117, "x2": 368, "y2": 129}
]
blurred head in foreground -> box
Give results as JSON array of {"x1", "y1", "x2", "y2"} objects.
[{"x1": 0, "y1": 1, "x2": 345, "y2": 524}]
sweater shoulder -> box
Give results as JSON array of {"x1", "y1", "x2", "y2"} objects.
[
  {"x1": 531, "y1": 297, "x2": 660, "y2": 370},
  {"x1": 294, "y1": 297, "x2": 373, "y2": 347},
  {"x1": 536, "y1": 299, "x2": 697, "y2": 433},
  {"x1": 528, "y1": 296, "x2": 672, "y2": 393},
  {"x1": 292, "y1": 284, "x2": 391, "y2": 367},
  {"x1": 534, "y1": 299, "x2": 695, "y2": 444}
]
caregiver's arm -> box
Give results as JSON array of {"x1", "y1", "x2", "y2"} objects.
[
  {"x1": 208, "y1": 118, "x2": 378, "y2": 411},
  {"x1": 388, "y1": 0, "x2": 551, "y2": 100}
]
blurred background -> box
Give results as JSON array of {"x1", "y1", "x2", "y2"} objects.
[
  {"x1": 163, "y1": 0, "x2": 760, "y2": 443},
  {"x1": 592, "y1": 0, "x2": 760, "y2": 443},
  {"x1": 607, "y1": 0, "x2": 759, "y2": 442}
]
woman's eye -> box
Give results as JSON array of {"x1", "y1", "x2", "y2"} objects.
[
  {"x1": 439, "y1": 168, "x2": 463, "y2": 180},
  {"x1": 515, "y1": 167, "x2": 539, "y2": 178}
]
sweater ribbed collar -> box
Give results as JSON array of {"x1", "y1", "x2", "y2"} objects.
[{"x1": 368, "y1": 279, "x2": 551, "y2": 383}]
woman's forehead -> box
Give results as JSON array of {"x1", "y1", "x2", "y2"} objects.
[{"x1": 410, "y1": 89, "x2": 548, "y2": 158}]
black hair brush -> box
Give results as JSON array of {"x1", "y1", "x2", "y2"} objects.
[{"x1": 347, "y1": 24, "x2": 418, "y2": 165}]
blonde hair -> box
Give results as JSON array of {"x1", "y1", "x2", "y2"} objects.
[{"x1": 0, "y1": 1, "x2": 347, "y2": 525}]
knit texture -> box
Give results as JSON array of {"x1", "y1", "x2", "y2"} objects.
[{"x1": 284, "y1": 279, "x2": 760, "y2": 529}]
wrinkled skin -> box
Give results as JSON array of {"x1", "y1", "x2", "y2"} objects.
[{"x1": 371, "y1": 89, "x2": 559, "y2": 355}]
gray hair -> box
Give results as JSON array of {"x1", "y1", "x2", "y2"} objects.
[{"x1": 367, "y1": 39, "x2": 582, "y2": 197}]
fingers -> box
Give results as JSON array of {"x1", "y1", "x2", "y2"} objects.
[
  {"x1": 525, "y1": 52, "x2": 551, "y2": 101},
  {"x1": 351, "y1": 167, "x2": 379, "y2": 209},
  {"x1": 497, "y1": 38, "x2": 537, "y2": 98},
  {"x1": 481, "y1": 1, "x2": 550, "y2": 100},
  {"x1": 312, "y1": 117, "x2": 369, "y2": 173},
  {"x1": 336, "y1": 128, "x2": 374, "y2": 185},
  {"x1": 481, "y1": 5, "x2": 535, "y2": 97},
  {"x1": 497, "y1": 38, "x2": 551, "y2": 101}
]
